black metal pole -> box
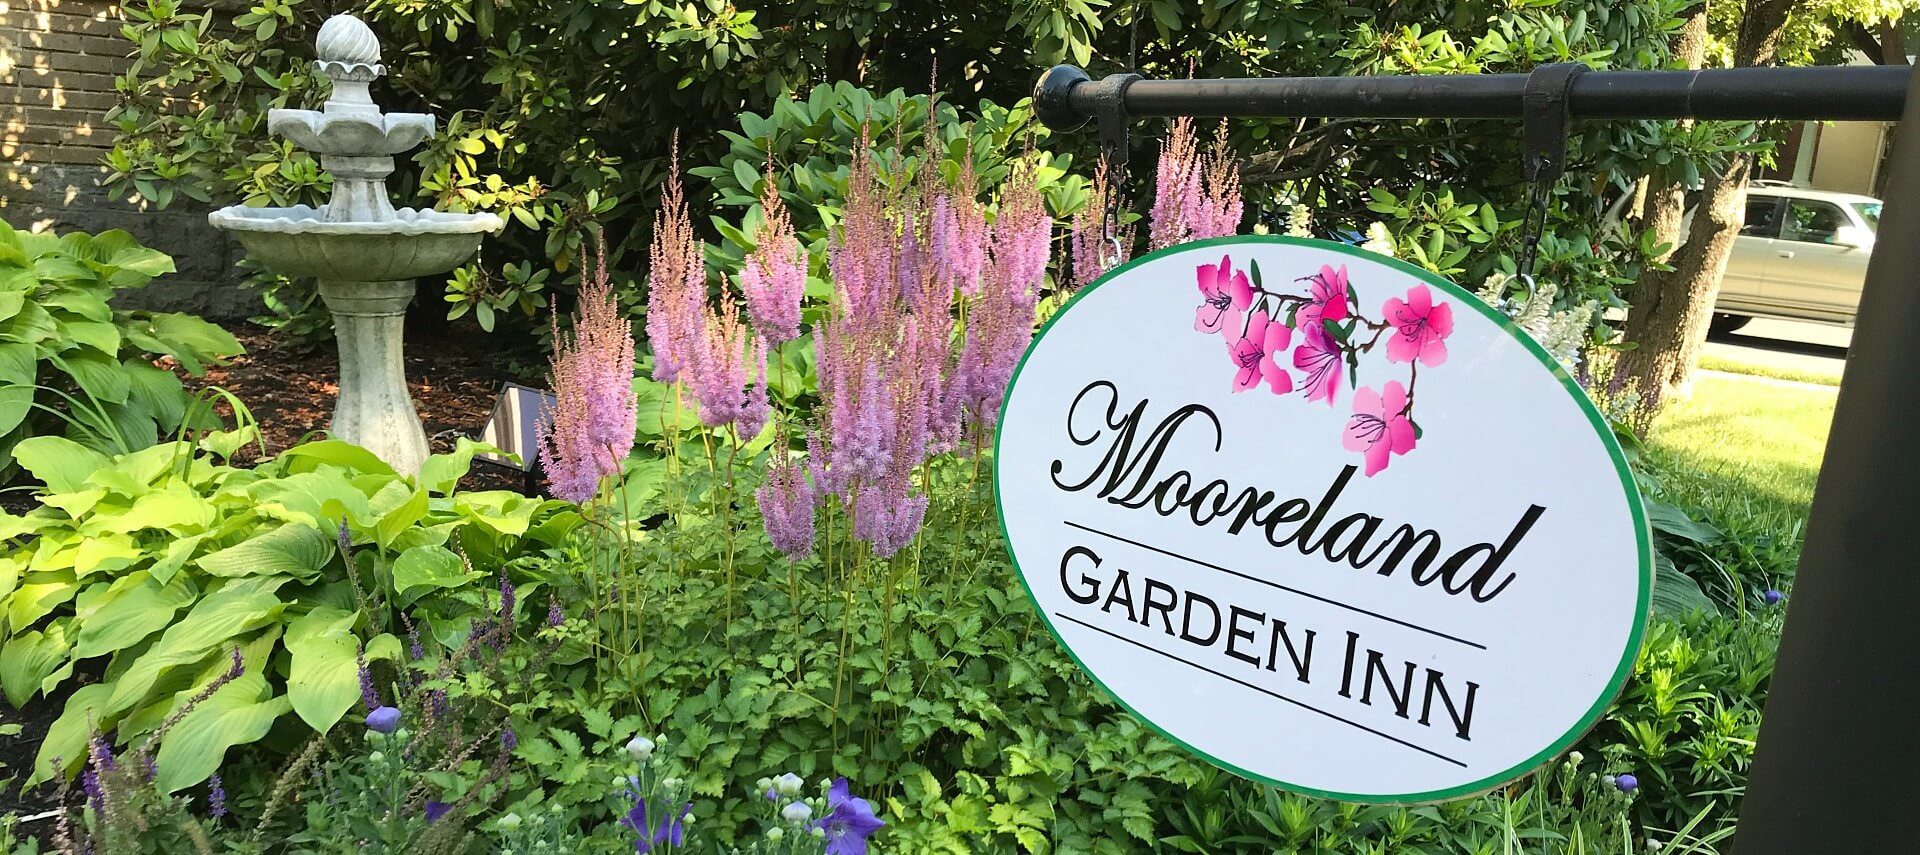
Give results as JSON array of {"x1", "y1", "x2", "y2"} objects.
[
  {"x1": 1034, "y1": 65, "x2": 1910, "y2": 125},
  {"x1": 1733, "y1": 60, "x2": 1920, "y2": 853},
  {"x1": 1032, "y1": 61, "x2": 1920, "y2": 850}
]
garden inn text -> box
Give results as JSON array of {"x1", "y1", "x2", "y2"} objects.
[{"x1": 1047, "y1": 380, "x2": 1553, "y2": 747}]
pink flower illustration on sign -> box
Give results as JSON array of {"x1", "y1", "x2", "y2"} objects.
[
  {"x1": 1188, "y1": 252, "x2": 1455, "y2": 477},
  {"x1": 1296, "y1": 264, "x2": 1351, "y2": 331},
  {"x1": 1344, "y1": 381, "x2": 1417, "y2": 476},
  {"x1": 1194, "y1": 255, "x2": 1253, "y2": 334},
  {"x1": 1383, "y1": 284, "x2": 1454, "y2": 367},
  {"x1": 1227, "y1": 311, "x2": 1293, "y2": 394},
  {"x1": 1292, "y1": 325, "x2": 1343, "y2": 405}
]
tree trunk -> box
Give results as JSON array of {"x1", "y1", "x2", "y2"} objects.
[
  {"x1": 1878, "y1": 17, "x2": 1908, "y2": 65},
  {"x1": 1618, "y1": 155, "x2": 1754, "y2": 409},
  {"x1": 1615, "y1": 0, "x2": 1796, "y2": 412},
  {"x1": 1641, "y1": 3, "x2": 1711, "y2": 263}
]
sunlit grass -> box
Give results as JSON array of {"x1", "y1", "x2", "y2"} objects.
[
  {"x1": 1644, "y1": 373, "x2": 1835, "y2": 556},
  {"x1": 1696, "y1": 351, "x2": 1843, "y2": 386}
]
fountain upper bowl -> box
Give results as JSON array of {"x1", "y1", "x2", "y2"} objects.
[{"x1": 209, "y1": 205, "x2": 503, "y2": 281}]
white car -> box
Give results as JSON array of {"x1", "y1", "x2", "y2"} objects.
[{"x1": 1710, "y1": 183, "x2": 1880, "y2": 333}]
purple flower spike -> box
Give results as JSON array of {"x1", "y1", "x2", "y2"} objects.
[
  {"x1": 424, "y1": 800, "x2": 452, "y2": 824},
  {"x1": 357, "y1": 647, "x2": 380, "y2": 712},
  {"x1": 82, "y1": 769, "x2": 103, "y2": 815},
  {"x1": 499, "y1": 570, "x2": 517, "y2": 623},
  {"x1": 1615, "y1": 773, "x2": 1639, "y2": 793},
  {"x1": 365, "y1": 706, "x2": 402, "y2": 734},
  {"x1": 501, "y1": 724, "x2": 518, "y2": 751},
  {"x1": 815, "y1": 777, "x2": 885, "y2": 855},
  {"x1": 1764, "y1": 589, "x2": 1784, "y2": 605},
  {"x1": 337, "y1": 517, "x2": 353, "y2": 554},
  {"x1": 208, "y1": 774, "x2": 227, "y2": 819},
  {"x1": 547, "y1": 595, "x2": 565, "y2": 627}
]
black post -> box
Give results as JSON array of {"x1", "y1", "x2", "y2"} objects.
[{"x1": 1733, "y1": 60, "x2": 1920, "y2": 853}]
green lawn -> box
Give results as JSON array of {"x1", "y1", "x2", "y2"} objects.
[
  {"x1": 1646, "y1": 372, "x2": 1835, "y2": 543},
  {"x1": 1696, "y1": 351, "x2": 1843, "y2": 386}
]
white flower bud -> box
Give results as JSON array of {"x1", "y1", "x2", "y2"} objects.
[
  {"x1": 773, "y1": 773, "x2": 804, "y2": 796},
  {"x1": 766, "y1": 827, "x2": 785, "y2": 842},
  {"x1": 1567, "y1": 751, "x2": 1584, "y2": 765},
  {"x1": 812, "y1": 826, "x2": 826, "y2": 838},
  {"x1": 367, "y1": 751, "x2": 386, "y2": 764},
  {"x1": 625, "y1": 735, "x2": 655, "y2": 761},
  {"x1": 782, "y1": 802, "x2": 813, "y2": 823},
  {"x1": 498, "y1": 812, "x2": 523, "y2": 831}
]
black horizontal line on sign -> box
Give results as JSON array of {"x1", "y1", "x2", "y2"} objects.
[
  {"x1": 1061, "y1": 520, "x2": 1488, "y2": 651},
  {"x1": 1053, "y1": 611, "x2": 1470, "y2": 769}
]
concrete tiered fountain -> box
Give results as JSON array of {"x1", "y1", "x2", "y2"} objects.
[{"x1": 210, "y1": 13, "x2": 502, "y2": 475}]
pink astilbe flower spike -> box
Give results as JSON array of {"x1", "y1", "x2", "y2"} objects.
[
  {"x1": 686, "y1": 281, "x2": 772, "y2": 437},
  {"x1": 539, "y1": 239, "x2": 637, "y2": 504},
  {"x1": 739, "y1": 161, "x2": 807, "y2": 344},
  {"x1": 932, "y1": 155, "x2": 991, "y2": 296},
  {"x1": 757, "y1": 448, "x2": 816, "y2": 560},
  {"x1": 646, "y1": 142, "x2": 706, "y2": 383},
  {"x1": 1150, "y1": 117, "x2": 1243, "y2": 249},
  {"x1": 954, "y1": 157, "x2": 1047, "y2": 431}
]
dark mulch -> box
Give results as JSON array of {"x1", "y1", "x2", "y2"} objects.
[
  {"x1": 3, "y1": 322, "x2": 544, "y2": 833},
  {"x1": 188, "y1": 323, "x2": 540, "y2": 492}
]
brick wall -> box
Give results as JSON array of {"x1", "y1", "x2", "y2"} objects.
[{"x1": 1, "y1": 0, "x2": 252, "y2": 317}]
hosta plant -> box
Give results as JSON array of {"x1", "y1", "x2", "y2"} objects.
[
  {"x1": 0, "y1": 218, "x2": 242, "y2": 480},
  {"x1": 0, "y1": 433, "x2": 578, "y2": 792}
]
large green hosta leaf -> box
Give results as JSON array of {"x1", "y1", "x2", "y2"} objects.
[
  {"x1": 0, "y1": 340, "x2": 32, "y2": 435},
  {"x1": 391, "y1": 544, "x2": 475, "y2": 605},
  {"x1": 284, "y1": 606, "x2": 362, "y2": 733},
  {"x1": 153, "y1": 670, "x2": 290, "y2": 793},
  {"x1": 70, "y1": 570, "x2": 198, "y2": 660},
  {"x1": 99, "y1": 577, "x2": 285, "y2": 720},
  {"x1": 195, "y1": 523, "x2": 335, "y2": 580},
  {"x1": 0, "y1": 623, "x2": 70, "y2": 707},
  {"x1": 12, "y1": 436, "x2": 112, "y2": 493},
  {"x1": 29, "y1": 682, "x2": 109, "y2": 784}
]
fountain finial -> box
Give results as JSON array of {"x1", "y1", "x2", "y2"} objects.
[{"x1": 315, "y1": 14, "x2": 383, "y2": 74}]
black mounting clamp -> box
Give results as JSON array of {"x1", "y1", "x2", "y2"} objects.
[
  {"x1": 1522, "y1": 61, "x2": 1588, "y2": 183},
  {"x1": 1035, "y1": 65, "x2": 1142, "y2": 181},
  {"x1": 1516, "y1": 61, "x2": 1588, "y2": 279}
]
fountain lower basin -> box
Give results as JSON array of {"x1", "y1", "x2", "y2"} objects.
[{"x1": 209, "y1": 205, "x2": 502, "y2": 281}]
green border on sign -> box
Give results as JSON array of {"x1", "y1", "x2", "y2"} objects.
[{"x1": 992, "y1": 234, "x2": 1654, "y2": 805}]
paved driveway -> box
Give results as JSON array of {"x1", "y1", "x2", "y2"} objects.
[{"x1": 1703, "y1": 317, "x2": 1849, "y2": 384}]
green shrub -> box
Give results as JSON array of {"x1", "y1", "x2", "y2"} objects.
[
  {"x1": 107, "y1": 0, "x2": 1706, "y2": 347},
  {"x1": 0, "y1": 220, "x2": 242, "y2": 480},
  {"x1": 0, "y1": 433, "x2": 574, "y2": 792},
  {"x1": 1587, "y1": 612, "x2": 1777, "y2": 837}
]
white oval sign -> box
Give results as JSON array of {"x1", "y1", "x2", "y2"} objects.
[{"x1": 995, "y1": 236, "x2": 1649, "y2": 803}]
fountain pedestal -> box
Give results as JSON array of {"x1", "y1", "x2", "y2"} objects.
[
  {"x1": 208, "y1": 13, "x2": 502, "y2": 475},
  {"x1": 319, "y1": 279, "x2": 428, "y2": 473}
]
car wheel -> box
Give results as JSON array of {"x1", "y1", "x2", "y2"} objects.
[{"x1": 1709, "y1": 313, "x2": 1752, "y2": 335}]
